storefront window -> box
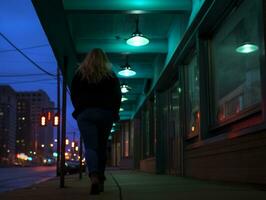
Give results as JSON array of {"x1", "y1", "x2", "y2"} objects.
[
  {"x1": 186, "y1": 53, "x2": 200, "y2": 137},
  {"x1": 212, "y1": 0, "x2": 262, "y2": 123},
  {"x1": 141, "y1": 100, "x2": 155, "y2": 158}
]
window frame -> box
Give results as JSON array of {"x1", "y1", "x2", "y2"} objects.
[
  {"x1": 205, "y1": 0, "x2": 266, "y2": 132},
  {"x1": 183, "y1": 48, "x2": 200, "y2": 139}
]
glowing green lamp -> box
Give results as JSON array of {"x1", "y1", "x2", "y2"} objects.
[
  {"x1": 118, "y1": 56, "x2": 136, "y2": 77},
  {"x1": 118, "y1": 66, "x2": 136, "y2": 77},
  {"x1": 126, "y1": 18, "x2": 149, "y2": 47},
  {"x1": 121, "y1": 96, "x2": 128, "y2": 102},
  {"x1": 120, "y1": 84, "x2": 130, "y2": 93},
  {"x1": 236, "y1": 43, "x2": 258, "y2": 54}
]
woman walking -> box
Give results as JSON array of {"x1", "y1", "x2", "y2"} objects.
[{"x1": 70, "y1": 48, "x2": 121, "y2": 195}]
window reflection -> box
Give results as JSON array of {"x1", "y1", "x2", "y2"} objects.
[
  {"x1": 186, "y1": 53, "x2": 200, "y2": 136},
  {"x1": 212, "y1": 0, "x2": 262, "y2": 123}
]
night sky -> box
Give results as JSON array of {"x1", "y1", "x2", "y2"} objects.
[{"x1": 0, "y1": 0, "x2": 79, "y2": 138}]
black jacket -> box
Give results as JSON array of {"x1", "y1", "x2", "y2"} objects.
[{"x1": 70, "y1": 71, "x2": 122, "y2": 120}]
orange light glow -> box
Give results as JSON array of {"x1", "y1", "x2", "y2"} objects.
[
  {"x1": 197, "y1": 112, "x2": 200, "y2": 119},
  {"x1": 53, "y1": 113, "x2": 59, "y2": 126},
  {"x1": 41, "y1": 115, "x2": 46, "y2": 126},
  {"x1": 47, "y1": 112, "x2": 51, "y2": 121}
]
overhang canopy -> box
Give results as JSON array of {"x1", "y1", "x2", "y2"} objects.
[{"x1": 32, "y1": 0, "x2": 193, "y2": 120}]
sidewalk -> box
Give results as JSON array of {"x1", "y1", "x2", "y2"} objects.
[{"x1": 0, "y1": 170, "x2": 266, "y2": 200}]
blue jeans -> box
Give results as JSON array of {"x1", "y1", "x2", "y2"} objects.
[{"x1": 77, "y1": 108, "x2": 113, "y2": 178}]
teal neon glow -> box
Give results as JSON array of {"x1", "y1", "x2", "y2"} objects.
[
  {"x1": 121, "y1": 96, "x2": 128, "y2": 102},
  {"x1": 119, "y1": 108, "x2": 124, "y2": 111},
  {"x1": 118, "y1": 67, "x2": 136, "y2": 77},
  {"x1": 120, "y1": 84, "x2": 130, "y2": 93},
  {"x1": 121, "y1": 87, "x2": 128, "y2": 93},
  {"x1": 236, "y1": 43, "x2": 258, "y2": 54},
  {"x1": 126, "y1": 33, "x2": 149, "y2": 46},
  {"x1": 127, "y1": 18, "x2": 149, "y2": 46}
]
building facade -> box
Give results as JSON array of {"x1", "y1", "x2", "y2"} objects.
[
  {"x1": 0, "y1": 85, "x2": 17, "y2": 165},
  {"x1": 116, "y1": 0, "x2": 266, "y2": 184},
  {"x1": 16, "y1": 90, "x2": 54, "y2": 162}
]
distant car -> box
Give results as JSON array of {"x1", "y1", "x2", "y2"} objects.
[
  {"x1": 64, "y1": 160, "x2": 86, "y2": 175},
  {"x1": 13, "y1": 162, "x2": 23, "y2": 167},
  {"x1": 43, "y1": 158, "x2": 55, "y2": 166}
]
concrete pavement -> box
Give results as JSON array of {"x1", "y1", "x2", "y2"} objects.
[{"x1": 0, "y1": 170, "x2": 266, "y2": 200}]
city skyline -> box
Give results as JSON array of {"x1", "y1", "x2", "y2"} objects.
[
  {"x1": 0, "y1": 85, "x2": 55, "y2": 164},
  {"x1": 0, "y1": 0, "x2": 79, "y2": 138}
]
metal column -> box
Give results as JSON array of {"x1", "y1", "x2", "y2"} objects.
[
  {"x1": 56, "y1": 65, "x2": 61, "y2": 177},
  {"x1": 60, "y1": 56, "x2": 67, "y2": 188},
  {"x1": 79, "y1": 136, "x2": 83, "y2": 180}
]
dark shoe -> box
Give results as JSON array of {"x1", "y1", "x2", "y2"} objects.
[
  {"x1": 90, "y1": 183, "x2": 100, "y2": 195},
  {"x1": 90, "y1": 173, "x2": 100, "y2": 195},
  {"x1": 99, "y1": 181, "x2": 104, "y2": 192}
]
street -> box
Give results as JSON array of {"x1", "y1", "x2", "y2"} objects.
[{"x1": 0, "y1": 166, "x2": 56, "y2": 193}]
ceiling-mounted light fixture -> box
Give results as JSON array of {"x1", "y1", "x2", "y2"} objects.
[
  {"x1": 121, "y1": 96, "x2": 128, "y2": 102},
  {"x1": 126, "y1": 17, "x2": 149, "y2": 47},
  {"x1": 118, "y1": 55, "x2": 136, "y2": 77},
  {"x1": 236, "y1": 43, "x2": 258, "y2": 54},
  {"x1": 120, "y1": 84, "x2": 131, "y2": 94}
]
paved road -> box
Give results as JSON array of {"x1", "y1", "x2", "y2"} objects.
[{"x1": 0, "y1": 166, "x2": 56, "y2": 193}]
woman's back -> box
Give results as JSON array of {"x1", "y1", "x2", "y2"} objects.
[{"x1": 71, "y1": 70, "x2": 121, "y2": 119}]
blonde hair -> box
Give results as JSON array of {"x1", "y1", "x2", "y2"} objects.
[{"x1": 78, "y1": 48, "x2": 112, "y2": 83}]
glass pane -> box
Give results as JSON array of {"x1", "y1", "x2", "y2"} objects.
[
  {"x1": 186, "y1": 54, "x2": 200, "y2": 136},
  {"x1": 212, "y1": 0, "x2": 262, "y2": 123},
  {"x1": 144, "y1": 108, "x2": 150, "y2": 157},
  {"x1": 169, "y1": 84, "x2": 181, "y2": 174}
]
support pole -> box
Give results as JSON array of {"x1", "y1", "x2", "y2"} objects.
[
  {"x1": 79, "y1": 136, "x2": 83, "y2": 180},
  {"x1": 60, "y1": 56, "x2": 67, "y2": 188},
  {"x1": 56, "y1": 65, "x2": 61, "y2": 177}
]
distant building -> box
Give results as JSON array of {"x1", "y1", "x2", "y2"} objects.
[
  {"x1": 0, "y1": 85, "x2": 17, "y2": 165},
  {"x1": 16, "y1": 90, "x2": 54, "y2": 162}
]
